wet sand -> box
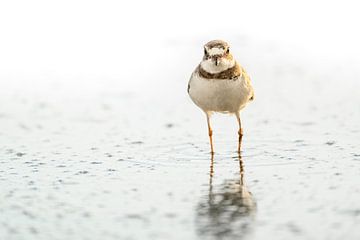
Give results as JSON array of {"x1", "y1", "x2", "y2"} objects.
[{"x1": 1, "y1": 38, "x2": 360, "y2": 240}]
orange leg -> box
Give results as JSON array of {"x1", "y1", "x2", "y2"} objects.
[
  {"x1": 206, "y1": 113, "x2": 214, "y2": 154},
  {"x1": 236, "y1": 112, "x2": 243, "y2": 153}
]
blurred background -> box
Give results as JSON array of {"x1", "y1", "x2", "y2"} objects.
[
  {"x1": 1, "y1": 1, "x2": 359, "y2": 240},
  {"x1": 1, "y1": 0, "x2": 360, "y2": 90}
]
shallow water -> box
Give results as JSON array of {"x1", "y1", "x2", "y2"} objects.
[{"x1": 1, "y1": 38, "x2": 360, "y2": 240}]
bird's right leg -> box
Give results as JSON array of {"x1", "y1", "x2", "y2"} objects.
[
  {"x1": 206, "y1": 113, "x2": 214, "y2": 154},
  {"x1": 235, "y1": 112, "x2": 243, "y2": 153}
]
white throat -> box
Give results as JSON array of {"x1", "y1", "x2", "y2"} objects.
[{"x1": 200, "y1": 58, "x2": 235, "y2": 74}]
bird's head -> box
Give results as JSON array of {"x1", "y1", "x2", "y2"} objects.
[{"x1": 200, "y1": 40, "x2": 235, "y2": 74}]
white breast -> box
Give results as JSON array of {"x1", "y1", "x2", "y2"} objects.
[{"x1": 188, "y1": 72, "x2": 253, "y2": 114}]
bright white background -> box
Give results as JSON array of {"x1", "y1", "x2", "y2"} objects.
[{"x1": 1, "y1": 0, "x2": 359, "y2": 91}]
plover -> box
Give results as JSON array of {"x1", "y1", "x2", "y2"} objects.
[{"x1": 188, "y1": 40, "x2": 254, "y2": 153}]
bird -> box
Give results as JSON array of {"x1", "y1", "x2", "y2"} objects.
[{"x1": 188, "y1": 40, "x2": 254, "y2": 154}]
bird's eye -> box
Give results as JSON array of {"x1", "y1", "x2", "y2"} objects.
[
  {"x1": 226, "y1": 48, "x2": 230, "y2": 54},
  {"x1": 204, "y1": 48, "x2": 208, "y2": 55}
]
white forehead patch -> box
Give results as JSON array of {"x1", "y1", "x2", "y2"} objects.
[{"x1": 207, "y1": 47, "x2": 225, "y2": 56}]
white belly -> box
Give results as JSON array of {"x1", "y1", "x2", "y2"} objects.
[{"x1": 188, "y1": 73, "x2": 253, "y2": 113}]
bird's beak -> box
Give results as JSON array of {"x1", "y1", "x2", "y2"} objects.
[{"x1": 213, "y1": 56, "x2": 220, "y2": 66}]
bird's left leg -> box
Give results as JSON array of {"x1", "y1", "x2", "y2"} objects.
[{"x1": 235, "y1": 112, "x2": 243, "y2": 153}]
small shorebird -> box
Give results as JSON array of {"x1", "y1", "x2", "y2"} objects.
[{"x1": 188, "y1": 40, "x2": 254, "y2": 153}]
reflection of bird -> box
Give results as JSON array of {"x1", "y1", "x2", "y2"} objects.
[
  {"x1": 196, "y1": 154, "x2": 256, "y2": 239},
  {"x1": 188, "y1": 40, "x2": 254, "y2": 153}
]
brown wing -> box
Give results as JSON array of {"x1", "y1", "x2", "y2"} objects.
[{"x1": 239, "y1": 65, "x2": 255, "y2": 101}]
